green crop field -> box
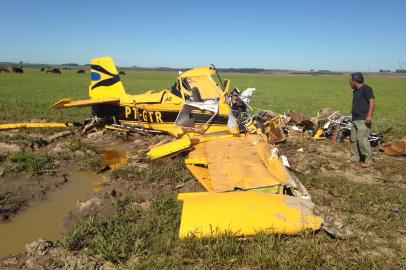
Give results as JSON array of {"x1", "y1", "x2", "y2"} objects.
[
  {"x1": 1, "y1": 67, "x2": 406, "y2": 269},
  {"x1": 1, "y1": 67, "x2": 405, "y2": 134}
]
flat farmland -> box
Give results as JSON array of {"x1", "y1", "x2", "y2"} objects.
[{"x1": 1, "y1": 68, "x2": 405, "y2": 134}]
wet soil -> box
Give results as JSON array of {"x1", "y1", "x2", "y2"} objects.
[
  {"x1": 0, "y1": 172, "x2": 96, "y2": 257},
  {"x1": 0, "y1": 128, "x2": 405, "y2": 269},
  {"x1": 0, "y1": 129, "x2": 163, "y2": 258},
  {"x1": 278, "y1": 137, "x2": 406, "y2": 188},
  {"x1": 0, "y1": 173, "x2": 68, "y2": 222}
]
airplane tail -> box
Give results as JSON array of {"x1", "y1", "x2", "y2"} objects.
[{"x1": 89, "y1": 57, "x2": 126, "y2": 99}]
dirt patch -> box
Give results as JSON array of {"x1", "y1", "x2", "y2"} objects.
[
  {"x1": 0, "y1": 128, "x2": 172, "y2": 257},
  {"x1": 279, "y1": 138, "x2": 405, "y2": 186},
  {"x1": 0, "y1": 130, "x2": 125, "y2": 225},
  {"x1": 0, "y1": 143, "x2": 21, "y2": 160},
  {"x1": 0, "y1": 239, "x2": 104, "y2": 269}
]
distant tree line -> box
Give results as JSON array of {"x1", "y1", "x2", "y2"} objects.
[
  {"x1": 379, "y1": 69, "x2": 406, "y2": 73},
  {"x1": 217, "y1": 68, "x2": 265, "y2": 73}
]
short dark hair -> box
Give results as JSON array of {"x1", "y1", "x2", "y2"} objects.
[{"x1": 351, "y1": 72, "x2": 364, "y2": 84}]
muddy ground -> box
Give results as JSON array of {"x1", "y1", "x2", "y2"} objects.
[
  {"x1": 0, "y1": 128, "x2": 169, "y2": 221},
  {"x1": 0, "y1": 128, "x2": 405, "y2": 269}
]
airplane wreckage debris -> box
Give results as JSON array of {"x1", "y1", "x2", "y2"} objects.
[
  {"x1": 383, "y1": 139, "x2": 406, "y2": 156},
  {"x1": 282, "y1": 108, "x2": 386, "y2": 146},
  {"x1": 1, "y1": 56, "x2": 398, "y2": 239}
]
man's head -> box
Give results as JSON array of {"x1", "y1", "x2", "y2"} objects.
[{"x1": 349, "y1": 72, "x2": 364, "y2": 89}]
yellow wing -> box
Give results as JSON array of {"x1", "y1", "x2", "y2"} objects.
[{"x1": 49, "y1": 98, "x2": 120, "y2": 109}]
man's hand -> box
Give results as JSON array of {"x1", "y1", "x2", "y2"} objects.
[{"x1": 365, "y1": 115, "x2": 372, "y2": 124}]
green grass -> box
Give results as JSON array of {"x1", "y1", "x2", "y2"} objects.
[
  {"x1": 3, "y1": 150, "x2": 53, "y2": 174},
  {"x1": 66, "y1": 138, "x2": 100, "y2": 169},
  {"x1": 0, "y1": 68, "x2": 405, "y2": 134},
  {"x1": 67, "y1": 137, "x2": 96, "y2": 153},
  {"x1": 0, "y1": 133, "x2": 39, "y2": 147},
  {"x1": 61, "y1": 158, "x2": 406, "y2": 269},
  {"x1": 111, "y1": 156, "x2": 194, "y2": 184},
  {"x1": 2, "y1": 67, "x2": 406, "y2": 268},
  {"x1": 61, "y1": 189, "x2": 406, "y2": 269}
]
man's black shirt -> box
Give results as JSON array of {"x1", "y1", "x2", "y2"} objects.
[{"x1": 352, "y1": 84, "x2": 375, "y2": 121}]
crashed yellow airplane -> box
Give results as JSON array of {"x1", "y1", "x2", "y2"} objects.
[
  {"x1": 50, "y1": 56, "x2": 323, "y2": 238},
  {"x1": 50, "y1": 57, "x2": 232, "y2": 136}
]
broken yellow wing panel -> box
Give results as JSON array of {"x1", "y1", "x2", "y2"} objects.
[
  {"x1": 178, "y1": 192, "x2": 323, "y2": 238},
  {"x1": 147, "y1": 135, "x2": 191, "y2": 159},
  {"x1": 49, "y1": 98, "x2": 120, "y2": 109},
  {"x1": 185, "y1": 157, "x2": 208, "y2": 166},
  {"x1": 190, "y1": 133, "x2": 233, "y2": 144},
  {"x1": 205, "y1": 136, "x2": 284, "y2": 191},
  {"x1": 185, "y1": 142, "x2": 208, "y2": 165},
  {"x1": 0, "y1": 122, "x2": 72, "y2": 130},
  {"x1": 185, "y1": 165, "x2": 213, "y2": 191},
  {"x1": 266, "y1": 157, "x2": 289, "y2": 183}
]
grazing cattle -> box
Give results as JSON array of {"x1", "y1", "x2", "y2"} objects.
[
  {"x1": 77, "y1": 69, "x2": 85, "y2": 74},
  {"x1": 119, "y1": 71, "x2": 126, "y2": 75},
  {"x1": 47, "y1": 68, "x2": 61, "y2": 74},
  {"x1": 0, "y1": 67, "x2": 10, "y2": 73},
  {"x1": 40, "y1": 67, "x2": 45, "y2": 72},
  {"x1": 12, "y1": 67, "x2": 24, "y2": 74}
]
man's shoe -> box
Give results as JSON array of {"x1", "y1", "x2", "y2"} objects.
[{"x1": 361, "y1": 160, "x2": 374, "y2": 168}]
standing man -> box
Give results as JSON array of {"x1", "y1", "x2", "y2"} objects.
[{"x1": 349, "y1": 72, "x2": 375, "y2": 167}]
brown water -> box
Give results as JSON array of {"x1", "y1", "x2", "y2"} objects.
[
  {"x1": 0, "y1": 172, "x2": 99, "y2": 257},
  {"x1": 0, "y1": 146, "x2": 129, "y2": 258},
  {"x1": 100, "y1": 147, "x2": 128, "y2": 169}
]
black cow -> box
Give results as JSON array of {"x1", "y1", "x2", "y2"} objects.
[
  {"x1": 47, "y1": 68, "x2": 61, "y2": 74},
  {"x1": 77, "y1": 69, "x2": 85, "y2": 74},
  {"x1": 13, "y1": 67, "x2": 24, "y2": 74},
  {"x1": 119, "y1": 71, "x2": 126, "y2": 75}
]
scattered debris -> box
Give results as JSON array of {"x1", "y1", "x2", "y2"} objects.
[
  {"x1": 382, "y1": 139, "x2": 406, "y2": 156},
  {"x1": 265, "y1": 115, "x2": 286, "y2": 143},
  {"x1": 46, "y1": 131, "x2": 73, "y2": 143},
  {"x1": 1, "y1": 55, "x2": 404, "y2": 267},
  {"x1": 29, "y1": 138, "x2": 48, "y2": 150},
  {"x1": 0, "y1": 122, "x2": 74, "y2": 130},
  {"x1": 316, "y1": 207, "x2": 355, "y2": 239},
  {"x1": 278, "y1": 108, "x2": 386, "y2": 147}
]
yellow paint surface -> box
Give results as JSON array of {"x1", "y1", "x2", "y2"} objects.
[{"x1": 178, "y1": 192, "x2": 323, "y2": 238}]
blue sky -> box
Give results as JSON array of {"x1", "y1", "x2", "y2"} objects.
[{"x1": 1, "y1": 0, "x2": 405, "y2": 71}]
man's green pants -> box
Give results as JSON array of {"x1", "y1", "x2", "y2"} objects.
[{"x1": 350, "y1": 120, "x2": 372, "y2": 162}]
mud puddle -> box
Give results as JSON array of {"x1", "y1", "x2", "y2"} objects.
[
  {"x1": 0, "y1": 142, "x2": 130, "y2": 258},
  {"x1": 0, "y1": 172, "x2": 100, "y2": 257},
  {"x1": 100, "y1": 146, "x2": 128, "y2": 169}
]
